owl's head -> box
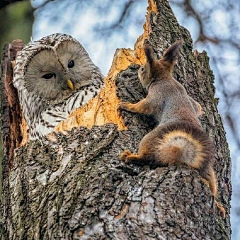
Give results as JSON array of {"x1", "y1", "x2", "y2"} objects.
[{"x1": 14, "y1": 33, "x2": 103, "y2": 104}]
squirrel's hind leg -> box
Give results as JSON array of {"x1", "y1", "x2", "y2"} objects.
[{"x1": 119, "y1": 149, "x2": 151, "y2": 165}]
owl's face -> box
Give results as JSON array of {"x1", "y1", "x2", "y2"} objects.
[
  {"x1": 13, "y1": 34, "x2": 104, "y2": 139},
  {"x1": 23, "y1": 36, "x2": 98, "y2": 103}
]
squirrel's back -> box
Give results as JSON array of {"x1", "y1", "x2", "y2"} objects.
[{"x1": 147, "y1": 77, "x2": 202, "y2": 129}]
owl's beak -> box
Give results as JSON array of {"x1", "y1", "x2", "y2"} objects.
[{"x1": 67, "y1": 79, "x2": 74, "y2": 90}]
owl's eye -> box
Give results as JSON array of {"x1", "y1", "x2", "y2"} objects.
[
  {"x1": 42, "y1": 73, "x2": 56, "y2": 79},
  {"x1": 68, "y1": 60, "x2": 74, "y2": 68},
  {"x1": 140, "y1": 67, "x2": 145, "y2": 72}
]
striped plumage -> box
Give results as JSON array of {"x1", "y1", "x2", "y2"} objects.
[{"x1": 13, "y1": 33, "x2": 104, "y2": 140}]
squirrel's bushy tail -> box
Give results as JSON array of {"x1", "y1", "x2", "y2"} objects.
[
  {"x1": 154, "y1": 123, "x2": 217, "y2": 195},
  {"x1": 157, "y1": 129, "x2": 207, "y2": 168},
  {"x1": 154, "y1": 126, "x2": 225, "y2": 217},
  {"x1": 155, "y1": 123, "x2": 217, "y2": 193}
]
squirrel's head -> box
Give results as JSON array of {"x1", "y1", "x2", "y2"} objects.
[{"x1": 138, "y1": 40, "x2": 183, "y2": 89}]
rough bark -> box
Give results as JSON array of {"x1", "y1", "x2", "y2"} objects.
[
  {"x1": 1, "y1": 0, "x2": 231, "y2": 239},
  {"x1": 1, "y1": 40, "x2": 24, "y2": 165}
]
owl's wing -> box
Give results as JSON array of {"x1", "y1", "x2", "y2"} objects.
[
  {"x1": 29, "y1": 106, "x2": 68, "y2": 140},
  {"x1": 41, "y1": 106, "x2": 68, "y2": 126}
]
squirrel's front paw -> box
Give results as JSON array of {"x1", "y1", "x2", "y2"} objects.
[
  {"x1": 118, "y1": 102, "x2": 129, "y2": 112},
  {"x1": 119, "y1": 149, "x2": 132, "y2": 163}
]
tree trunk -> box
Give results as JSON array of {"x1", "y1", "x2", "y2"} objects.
[{"x1": 1, "y1": 0, "x2": 231, "y2": 239}]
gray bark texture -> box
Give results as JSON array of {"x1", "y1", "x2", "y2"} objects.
[{"x1": 1, "y1": 0, "x2": 231, "y2": 239}]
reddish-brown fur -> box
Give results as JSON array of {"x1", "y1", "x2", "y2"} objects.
[
  {"x1": 118, "y1": 40, "x2": 225, "y2": 218},
  {"x1": 160, "y1": 146, "x2": 182, "y2": 165}
]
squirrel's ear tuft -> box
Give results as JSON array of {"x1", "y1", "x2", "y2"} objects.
[
  {"x1": 162, "y1": 40, "x2": 183, "y2": 64},
  {"x1": 144, "y1": 42, "x2": 155, "y2": 65}
]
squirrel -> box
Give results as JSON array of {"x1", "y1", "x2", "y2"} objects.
[{"x1": 118, "y1": 40, "x2": 225, "y2": 218}]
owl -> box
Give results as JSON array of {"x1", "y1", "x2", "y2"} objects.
[{"x1": 13, "y1": 33, "x2": 104, "y2": 140}]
